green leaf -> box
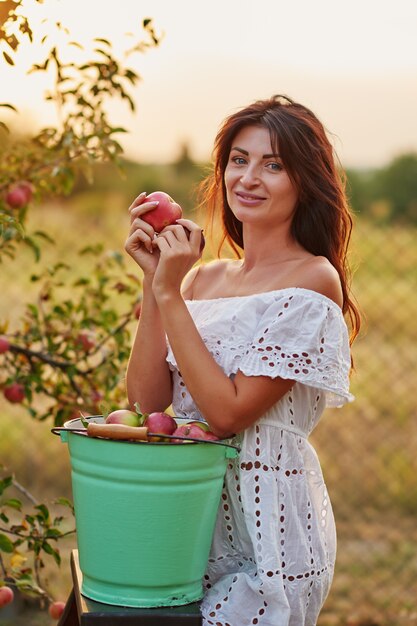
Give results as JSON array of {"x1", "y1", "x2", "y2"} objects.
[
  {"x1": 0, "y1": 102, "x2": 17, "y2": 111},
  {"x1": 54, "y1": 497, "x2": 74, "y2": 513},
  {"x1": 108, "y1": 127, "x2": 128, "y2": 134},
  {"x1": 42, "y1": 541, "x2": 61, "y2": 565},
  {"x1": 4, "y1": 498, "x2": 22, "y2": 511},
  {"x1": 2, "y1": 51, "x2": 14, "y2": 65},
  {"x1": 23, "y1": 237, "x2": 41, "y2": 262},
  {"x1": 94, "y1": 37, "x2": 111, "y2": 47},
  {"x1": 94, "y1": 48, "x2": 112, "y2": 60},
  {"x1": 79, "y1": 415, "x2": 89, "y2": 428},
  {"x1": 32, "y1": 230, "x2": 55, "y2": 244},
  {"x1": 35, "y1": 504, "x2": 49, "y2": 522},
  {"x1": 0, "y1": 533, "x2": 14, "y2": 553},
  {"x1": 0, "y1": 476, "x2": 13, "y2": 495}
]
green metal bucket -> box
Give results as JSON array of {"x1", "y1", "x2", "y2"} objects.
[{"x1": 54, "y1": 416, "x2": 239, "y2": 608}]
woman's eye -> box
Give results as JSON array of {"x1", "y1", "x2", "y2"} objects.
[
  {"x1": 267, "y1": 162, "x2": 283, "y2": 171},
  {"x1": 231, "y1": 156, "x2": 246, "y2": 165}
]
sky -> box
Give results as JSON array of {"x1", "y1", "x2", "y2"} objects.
[{"x1": 1, "y1": 0, "x2": 417, "y2": 168}]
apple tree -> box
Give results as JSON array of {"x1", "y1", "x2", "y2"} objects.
[{"x1": 0, "y1": 0, "x2": 159, "y2": 611}]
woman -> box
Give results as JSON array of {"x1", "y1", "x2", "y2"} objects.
[{"x1": 125, "y1": 95, "x2": 360, "y2": 626}]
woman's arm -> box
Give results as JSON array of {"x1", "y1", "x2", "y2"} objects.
[
  {"x1": 124, "y1": 193, "x2": 174, "y2": 413},
  {"x1": 125, "y1": 278, "x2": 173, "y2": 413},
  {"x1": 152, "y1": 221, "x2": 294, "y2": 437},
  {"x1": 155, "y1": 290, "x2": 294, "y2": 437}
]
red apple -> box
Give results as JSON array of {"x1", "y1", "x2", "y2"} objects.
[
  {"x1": 0, "y1": 585, "x2": 14, "y2": 607},
  {"x1": 18, "y1": 181, "x2": 34, "y2": 203},
  {"x1": 144, "y1": 412, "x2": 177, "y2": 441},
  {"x1": 4, "y1": 382, "x2": 25, "y2": 404},
  {"x1": 105, "y1": 409, "x2": 140, "y2": 426},
  {"x1": 5, "y1": 181, "x2": 33, "y2": 209},
  {"x1": 75, "y1": 332, "x2": 95, "y2": 352},
  {"x1": 199, "y1": 430, "x2": 220, "y2": 441},
  {"x1": 48, "y1": 600, "x2": 66, "y2": 620},
  {"x1": 187, "y1": 420, "x2": 210, "y2": 432},
  {"x1": 187, "y1": 421, "x2": 219, "y2": 440},
  {"x1": 170, "y1": 423, "x2": 193, "y2": 444},
  {"x1": 187, "y1": 424, "x2": 219, "y2": 441},
  {"x1": 142, "y1": 191, "x2": 183, "y2": 232},
  {"x1": 172, "y1": 422, "x2": 220, "y2": 443},
  {"x1": 0, "y1": 336, "x2": 10, "y2": 354}
]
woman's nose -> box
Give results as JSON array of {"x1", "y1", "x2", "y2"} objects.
[{"x1": 240, "y1": 165, "x2": 260, "y2": 187}]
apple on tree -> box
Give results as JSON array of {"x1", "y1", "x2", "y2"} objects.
[
  {"x1": 0, "y1": 585, "x2": 14, "y2": 608},
  {"x1": 5, "y1": 181, "x2": 34, "y2": 209},
  {"x1": 48, "y1": 600, "x2": 66, "y2": 620},
  {"x1": 0, "y1": 336, "x2": 10, "y2": 354},
  {"x1": 75, "y1": 331, "x2": 95, "y2": 352},
  {"x1": 3, "y1": 382, "x2": 25, "y2": 404}
]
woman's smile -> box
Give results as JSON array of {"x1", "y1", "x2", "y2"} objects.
[{"x1": 235, "y1": 190, "x2": 267, "y2": 205}]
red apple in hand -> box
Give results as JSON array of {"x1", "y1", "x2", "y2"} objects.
[
  {"x1": 142, "y1": 191, "x2": 183, "y2": 232},
  {"x1": 144, "y1": 412, "x2": 177, "y2": 441},
  {"x1": 0, "y1": 585, "x2": 14, "y2": 607},
  {"x1": 48, "y1": 600, "x2": 66, "y2": 620},
  {"x1": 105, "y1": 409, "x2": 140, "y2": 426},
  {"x1": 142, "y1": 191, "x2": 205, "y2": 252}
]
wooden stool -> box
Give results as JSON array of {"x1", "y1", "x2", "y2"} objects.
[{"x1": 58, "y1": 550, "x2": 203, "y2": 625}]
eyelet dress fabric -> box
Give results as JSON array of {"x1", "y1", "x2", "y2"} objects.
[{"x1": 165, "y1": 288, "x2": 353, "y2": 626}]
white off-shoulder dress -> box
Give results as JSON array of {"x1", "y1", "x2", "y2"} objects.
[{"x1": 166, "y1": 288, "x2": 353, "y2": 626}]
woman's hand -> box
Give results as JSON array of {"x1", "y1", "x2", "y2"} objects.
[
  {"x1": 125, "y1": 192, "x2": 160, "y2": 276},
  {"x1": 152, "y1": 219, "x2": 204, "y2": 301}
]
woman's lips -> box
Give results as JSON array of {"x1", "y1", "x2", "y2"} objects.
[{"x1": 235, "y1": 191, "x2": 266, "y2": 205}]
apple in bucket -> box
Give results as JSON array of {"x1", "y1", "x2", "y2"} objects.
[
  {"x1": 87, "y1": 403, "x2": 220, "y2": 443},
  {"x1": 171, "y1": 421, "x2": 219, "y2": 444},
  {"x1": 143, "y1": 412, "x2": 177, "y2": 441},
  {"x1": 105, "y1": 409, "x2": 140, "y2": 426}
]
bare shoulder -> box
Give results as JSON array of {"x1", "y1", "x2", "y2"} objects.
[
  {"x1": 181, "y1": 259, "x2": 231, "y2": 300},
  {"x1": 296, "y1": 256, "x2": 343, "y2": 307},
  {"x1": 181, "y1": 265, "x2": 201, "y2": 299}
]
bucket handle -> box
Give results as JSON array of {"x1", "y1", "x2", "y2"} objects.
[{"x1": 51, "y1": 426, "x2": 241, "y2": 454}]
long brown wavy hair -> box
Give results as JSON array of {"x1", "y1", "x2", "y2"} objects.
[{"x1": 198, "y1": 95, "x2": 361, "y2": 344}]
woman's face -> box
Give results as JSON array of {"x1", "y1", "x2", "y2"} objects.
[{"x1": 224, "y1": 125, "x2": 298, "y2": 229}]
